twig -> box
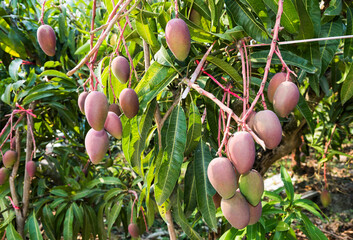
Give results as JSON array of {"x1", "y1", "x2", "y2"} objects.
[
  {"x1": 174, "y1": 0, "x2": 179, "y2": 18},
  {"x1": 128, "y1": 190, "x2": 138, "y2": 224},
  {"x1": 143, "y1": 40, "x2": 150, "y2": 70},
  {"x1": 39, "y1": 0, "x2": 47, "y2": 25}
]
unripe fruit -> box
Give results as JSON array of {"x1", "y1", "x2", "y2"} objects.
[
  {"x1": 37, "y1": 24, "x2": 56, "y2": 56},
  {"x1": 320, "y1": 189, "x2": 331, "y2": 208},
  {"x1": 207, "y1": 157, "x2": 238, "y2": 199},
  {"x1": 3, "y1": 150, "x2": 17, "y2": 168},
  {"x1": 213, "y1": 192, "x2": 222, "y2": 209},
  {"x1": 227, "y1": 131, "x2": 255, "y2": 174},
  {"x1": 78, "y1": 92, "x2": 89, "y2": 114},
  {"x1": 248, "y1": 202, "x2": 262, "y2": 225},
  {"x1": 108, "y1": 103, "x2": 122, "y2": 116},
  {"x1": 111, "y1": 56, "x2": 130, "y2": 84},
  {"x1": 189, "y1": 9, "x2": 201, "y2": 25},
  {"x1": 267, "y1": 72, "x2": 292, "y2": 103},
  {"x1": 221, "y1": 191, "x2": 250, "y2": 229},
  {"x1": 85, "y1": 91, "x2": 109, "y2": 131},
  {"x1": 85, "y1": 129, "x2": 109, "y2": 164},
  {"x1": 128, "y1": 223, "x2": 140, "y2": 238},
  {"x1": 239, "y1": 170, "x2": 264, "y2": 206},
  {"x1": 26, "y1": 161, "x2": 36, "y2": 178},
  {"x1": 0, "y1": 167, "x2": 9, "y2": 185},
  {"x1": 104, "y1": 112, "x2": 123, "y2": 139},
  {"x1": 273, "y1": 81, "x2": 299, "y2": 117},
  {"x1": 165, "y1": 19, "x2": 191, "y2": 61},
  {"x1": 253, "y1": 110, "x2": 282, "y2": 149},
  {"x1": 119, "y1": 88, "x2": 139, "y2": 119}
]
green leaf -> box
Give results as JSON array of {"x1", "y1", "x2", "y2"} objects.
[
  {"x1": 298, "y1": 212, "x2": 328, "y2": 240},
  {"x1": 183, "y1": 160, "x2": 198, "y2": 217},
  {"x1": 280, "y1": 166, "x2": 294, "y2": 203},
  {"x1": 41, "y1": 205, "x2": 56, "y2": 240},
  {"x1": 184, "y1": 0, "x2": 211, "y2": 20},
  {"x1": 293, "y1": 199, "x2": 323, "y2": 219},
  {"x1": 155, "y1": 105, "x2": 187, "y2": 205},
  {"x1": 40, "y1": 70, "x2": 71, "y2": 80},
  {"x1": 225, "y1": 0, "x2": 270, "y2": 43},
  {"x1": 324, "y1": 0, "x2": 342, "y2": 16},
  {"x1": 9, "y1": 58, "x2": 22, "y2": 81},
  {"x1": 294, "y1": 0, "x2": 315, "y2": 40},
  {"x1": 213, "y1": 26, "x2": 247, "y2": 41},
  {"x1": 296, "y1": 93, "x2": 315, "y2": 134},
  {"x1": 104, "y1": 188, "x2": 124, "y2": 202},
  {"x1": 58, "y1": 13, "x2": 67, "y2": 44},
  {"x1": 28, "y1": 211, "x2": 43, "y2": 240},
  {"x1": 135, "y1": 11, "x2": 160, "y2": 53},
  {"x1": 155, "y1": 45, "x2": 173, "y2": 67},
  {"x1": 135, "y1": 62, "x2": 176, "y2": 110},
  {"x1": 74, "y1": 40, "x2": 90, "y2": 55},
  {"x1": 71, "y1": 202, "x2": 83, "y2": 228},
  {"x1": 86, "y1": 177, "x2": 123, "y2": 189},
  {"x1": 276, "y1": 221, "x2": 290, "y2": 231},
  {"x1": 247, "y1": 223, "x2": 266, "y2": 240},
  {"x1": 341, "y1": 63, "x2": 353, "y2": 104},
  {"x1": 178, "y1": 13, "x2": 215, "y2": 43},
  {"x1": 344, "y1": 7, "x2": 353, "y2": 58},
  {"x1": 50, "y1": 188, "x2": 69, "y2": 197},
  {"x1": 107, "y1": 201, "x2": 123, "y2": 236},
  {"x1": 63, "y1": 205, "x2": 74, "y2": 240},
  {"x1": 220, "y1": 228, "x2": 243, "y2": 240},
  {"x1": 194, "y1": 140, "x2": 217, "y2": 231},
  {"x1": 242, "y1": 0, "x2": 269, "y2": 27},
  {"x1": 6, "y1": 223, "x2": 23, "y2": 240},
  {"x1": 185, "y1": 99, "x2": 202, "y2": 155},
  {"x1": 263, "y1": 0, "x2": 300, "y2": 34}
]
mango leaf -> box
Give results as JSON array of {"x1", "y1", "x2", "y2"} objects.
[
  {"x1": 324, "y1": 0, "x2": 342, "y2": 16},
  {"x1": 225, "y1": 0, "x2": 270, "y2": 43},
  {"x1": 63, "y1": 205, "x2": 74, "y2": 240},
  {"x1": 213, "y1": 26, "x2": 247, "y2": 41},
  {"x1": 185, "y1": 99, "x2": 202, "y2": 155},
  {"x1": 194, "y1": 140, "x2": 217, "y2": 231},
  {"x1": 280, "y1": 166, "x2": 294, "y2": 203},
  {"x1": 40, "y1": 70, "x2": 72, "y2": 80},
  {"x1": 294, "y1": 0, "x2": 315, "y2": 40},
  {"x1": 71, "y1": 202, "x2": 83, "y2": 229},
  {"x1": 155, "y1": 106, "x2": 187, "y2": 205},
  {"x1": 319, "y1": 19, "x2": 343, "y2": 76},
  {"x1": 344, "y1": 7, "x2": 353, "y2": 58},
  {"x1": 135, "y1": 62, "x2": 176, "y2": 110},
  {"x1": 27, "y1": 211, "x2": 43, "y2": 240},
  {"x1": 242, "y1": 0, "x2": 269, "y2": 28},
  {"x1": 107, "y1": 200, "x2": 123, "y2": 236},
  {"x1": 247, "y1": 223, "x2": 266, "y2": 240},
  {"x1": 135, "y1": 11, "x2": 160, "y2": 53},
  {"x1": 154, "y1": 45, "x2": 173, "y2": 67},
  {"x1": 293, "y1": 199, "x2": 323, "y2": 219},
  {"x1": 9, "y1": 59, "x2": 22, "y2": 81},
  {"x1": 263, "y1": 0, "x2": 300, "y2": 34},
  {"x1": 184, "y1": 0, "x2": 211, "y2": 20},
  {"x1": 220, "y1": 228, "x2": 243, "y2": 240},
  {"x1": 183, "y1": 160, "x2": 198, "y2": 217},
  {"x1": 85, "y1": 177, "x2": 123, "y2": 189},
  {"x1": 341, "y1": 63, "x2": 353, "y2": 104},
  {"x1": 178, "y1": 13, "x2": 215, "y2": 43},
  {"x1": 298, "y1": 212, "x2": 328, "y2": 240},
  {"x1": 296, "y1": 93, "x2": 315, "y2": 134},
  {"x1": 6, "y1": 223, "x2": 23, "y2": 240}
]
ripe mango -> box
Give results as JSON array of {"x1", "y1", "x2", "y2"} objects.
[
  {"x1": 273, "y1": 81, "x2": 299, "y2": 117},
  {"x1": 239, "y1": 170, "x2": 264, "y2": 206},
  {"x1": 227, "y1": 131, "x2": 255, "y2": 174},
  {"x1": 111, "y1": 56, "x2": 130, "y2": 84},
  {"x1": 37, "y1": 24, "x2": 56, "y2": 56},
  {"x1": 221, "y1": 191, "x2": 250, "y2": 229},
  {"x1": 78, "y1": 91, "x2": 89, "y2": 114},
  {"x1": 128, "y1": 223, "x2": 140, "y2": 238},
  {"x1": 85, "y1": 129, "x2": 109, "y2": 164},
  {"x1": 104, "y1": 112, "x2": 123, "y2": 139},
  {"x1": 207, "y1": 157, "x2": 238, "y2": 199},
  {"x1": 0, "y1": 167, "x2": 9, "y2": 185},
  {"x1": 119, "y1": 88, "x2": 139, "y2": 119},
  {"x1": 267, "y1": 72, "x2": 291, "y2": 103},
  {"x1": 26, "y1": 161, "x2": 36, "y2": 178},
  {"x1": 253, "y1": 110, "x2": 282, "y2": 149},
  {"x1": 248, "y1": 202, "x2": 262, "y2": 225},
  {"x1": 3, "y1": 150, "x2": 17, "y2": 168},
  {"x1": 165, "y1": 19, "x2": 191, "y2": 61},
  {"x1": 108, "y1": 103, "x2": 122, "y2": 116},
  {"x1": 84, "y1": 91, "x2": 109, "y2": 131}
]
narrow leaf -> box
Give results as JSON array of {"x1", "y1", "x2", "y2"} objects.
[
  {"x1": 183, "y1": 160, "x2": 197, "y2": 217},
  {"x1": 185, "y1": 99, "x2": 202, "y2": 155},
  {"x1": 9, "y1": 59, "x2": 22, "y2": 81},
  {"x1": 344, "y1": 7, "x2": 353, "y2": 58},
  {"x1": 28, "y1": 211, "x2": 43, "y2": 240},
  {"x1": 63, "y1": 205, "x2": 74, "y2": 240},
  {"x1": 296, "y1": 93, "x2": 315, "y2": 134},
  {"x1": 280, "y1": 166, "x2": 294, "y2": 203},
  {"x1": 6, "y1": 223, "x2": 23, "y2": 240}
]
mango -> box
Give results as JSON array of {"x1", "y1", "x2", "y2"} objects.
[
  {"x1": 273, "y1": 81, "x2": 299, "y2": 117},
  {"x1": 227, "y1": 131, "x2": 255, "y2": 174},
  {"x1": 0, "y1": 167, "x2": 9, "y2": 185},
  {"x1": 213, "y1": 192, "x2": 222, "y2": 209},
  {"x1": 85, "y1": 129, "x2": 109, "y2": 164},
  {"x1": 104, "y1": 112, "x2": 123, "y2": 139},
  {"x1": 128, "y1": 223, "x2": 139, "y2": 238},
  {"x1": 241, "y1": 110, "x2": 256, "y2": 130},
  {"x1": 248, "y1": 202, "x2": 262, "y2": 225},
  {"x1": 267, "y1": 72, "x2": 292, "y2": 103},
  {"x1": 84, "y1": 91, "x2": 109, "y2": 131},
  {"x1": 189, "y1": 9, "x2": 201, "y2": 25},
  {"x1": 320, "y1": 189, "x2": 331, "y2": 208},
  {"x1": 108, "y1": 103, "x2": 122, "y2": 116},
  {"x1": 165, "y1": 19, "x2": 191, "y2": 61},
  {"x1": 3, "y1": 150, "x2": 17, "y2": 168},
  {"x1": 26, "y1": 161, "x2": 36, "y2": 178},
  {"x1": 119, "y1": 88, "x2": 139, "y2": 119},
  {"x1": 37, "y1": 24, "x2": 56, "y2": 56},
  {"x1": 221, "y1": 191, "x2": 250, "y2": 229},
  {"x1": 78, "y1": 91, "x2": 89, "y2": 114},
  {"x1": 253, "y1": 110, "x2": 282, "y2": 149},
  {"x1": 111, "y1": 56, "x2": 130, "y2": 84},
  {"x1": 207, "y1": 157, "x2": 238, "y2": 199},
  {"x1": 239, "y1": 170, "x2": 264, "y2": 206}
]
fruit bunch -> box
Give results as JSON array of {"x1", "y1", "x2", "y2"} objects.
[{"x1": 207, "y1": 72, "x2": 299, "y2": 229}]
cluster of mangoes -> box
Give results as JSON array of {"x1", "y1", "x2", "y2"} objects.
[
  {"x1": 0, "y1": 150, "x2": 36, "y2": 185},
  {"x1": 207, "y1": 73, "x2": 300, "y2": 229}
]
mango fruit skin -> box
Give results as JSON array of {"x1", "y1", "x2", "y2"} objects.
[
  {"x1": 267, "y1": 72, "x2": 292, "y2": 103},
  {"x1": 213, "y1": 192, "x2": 222, "y2": 209},
  {"x1": 111, "y1": 56, "x2": 130, "y2": 84},
  {"x1": 78, "y1": 92, "x2": 89, "y2": 114},
  {"x1": 165, "y1": 19, "x2": 191, "y2": 61},
  {"x1": 85, "y1": 129, "x2": 109, "y2": 164},
  {"x1": 189, "y1": 9, "x2": 201, "y2": 25},
  {"x1": 320, "y1": 189, "x2": 332, "y2": 208},
  {"x1": 248, "y1": 202, "x2": 262, "y2": 225},
  {"x1": 0, "y1": 167, "x2": 9, "y2": 185},
  {"x1": 26, "y1": 161, "x2": 36, "y2": 178},
  {"x1": 104, "y1": 112, "x2": 123, "y2": 139},
  {"x1": 227, "y1": 131, "x2": 255, "y2": 174},
  {"x1": 128, "y1": 223, "x2": 140, "y2": 238},
  {"x1": 273, "y1": 81, "x2": 299, "y2": 117},
  {"x1": 108, "y1": 103, "x2": 121, "y2": 116},
  {"x1": 253, "y1": 110, "x2": 282, "y2": 149},
  {"x1": 207, "y1": 157, "x2": 238, "y2": 199},
  {"x1": 221, "y1": 191, "x2": 250, "y2": 229},
  {"x1": 37, "y1": 24, "x2": 56, "y2": 56},
  {"x1": 84, "y1": 91, "x2": 109, "y2": 131},
  {"x1": 3, "y1": 150, "x2": 17, "y2": 168},
  {"x1": 239, "y1": 169, "x2": 264, "y2": 206},
  {"x1": 119, "y1": 88, "x2": 139, "y2": 119}
]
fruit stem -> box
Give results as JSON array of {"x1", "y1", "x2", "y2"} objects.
[
  {"x1": 238, "y1": 41, "x2": 247, "y2": 128},
  {"x1": 39, "y1": 0, "x2": 46, "y2": 25},
  {"x1": 140, "y1": 206, "x2": 149, "y2": 232},
  {"x1": 128, "y1": 190, "x2": 138, "y2": 224},
  {"x1": 242, "y1": 41, "x2": 250, "y2": 107},
  {"x1": 108, "y1": 53, "x2": 118, "y2": 102},
  {"x1": 174, "y1": 0, "x2": 179, "y2": 18},
  {"x1": 275, "y1": 45, "x2": 297, "y2": 80}
]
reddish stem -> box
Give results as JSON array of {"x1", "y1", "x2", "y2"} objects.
[
  {"x1": 128, "y1": 190, "x2": 138, "y2": 224},
  {"x1": 108, "y1": 53, "x2": 118, "y2": 102},
  {"x1": 242, "y1": 41, "x2": 250, "y2": 106},
  {"x1": 140, "y1": 206, "x2": 148, "y2": 232},
  {"x1": 39, "y1": 0, "x2": 46, "y2": 25},
  {"x1": 174, "y1": 0, "x2": 179, "y2": 18},
  {"x1": 238, "y1": 43, "x2": 247, "y2": 128}
]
